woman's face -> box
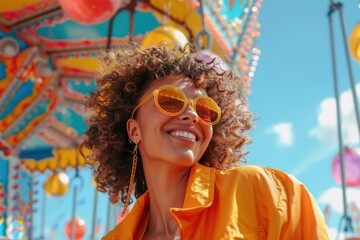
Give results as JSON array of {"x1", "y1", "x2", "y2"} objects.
[{"x1": 131, "y1": 75, "x2": 213, "y2": 168}]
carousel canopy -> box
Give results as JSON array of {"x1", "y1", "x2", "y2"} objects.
[{"x1": 0, "y1": 0, "x2": 262, "y2": 171}]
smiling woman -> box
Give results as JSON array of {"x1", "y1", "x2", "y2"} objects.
[{"x1": 80, "y1": 43, "x2": 330, "y2": 240}]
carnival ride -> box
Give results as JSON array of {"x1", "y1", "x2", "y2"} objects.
[{"x1": 0, "y1": 0, "x2": 263, "y2": 239}]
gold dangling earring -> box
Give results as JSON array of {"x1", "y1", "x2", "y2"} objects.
[{"x1": 122, "y1": 142, "x2": 138, "y2": 216}]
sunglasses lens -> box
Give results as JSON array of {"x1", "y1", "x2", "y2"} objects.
[
  {"x1": 158, "y1": 88, "x2": 185, "y2": 113},
  {"x1": 196, "y1": 98, "x2": 220, "y2": 123}
]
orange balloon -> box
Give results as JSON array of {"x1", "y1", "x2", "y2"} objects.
[
  {"x1": 141, "y1": 26, "x2": 188, "y2": 50},
  {"x1": 65, "y1": 217, "x2": 87, "y2": 239},
  {"x1": 349, "y1": 22, "x2": 360, "y2": 62},
  {"x1": 44, "y1": 172, "x2": 70, "y2": 197}
]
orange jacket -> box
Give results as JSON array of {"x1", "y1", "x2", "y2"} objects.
[{"x1": 103, "y1": 163, "x2": 329, "y2": 239}]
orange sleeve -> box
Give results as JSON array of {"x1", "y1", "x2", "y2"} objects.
[{"x1": 264, "y1": 168, "x2": 330, "y2": 240}]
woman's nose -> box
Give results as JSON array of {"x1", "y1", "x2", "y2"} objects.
[{"x1": 179, "y1": 102, "x2": 199, "y2": 124}]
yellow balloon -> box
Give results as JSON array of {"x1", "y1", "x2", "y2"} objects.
[
  {"x1": 141, "y1": 26, "x2": 188, "y2": 49},
  {"x1": 44, "y1": 172, "x2": 70, "y2": 197},
  {"x1": 349, "y1": 22, "x2": 360, "y2": 62}
]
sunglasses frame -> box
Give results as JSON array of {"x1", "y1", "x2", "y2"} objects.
[{"x1": 131, "y1": 85, "x2": 221, "y2": 125}]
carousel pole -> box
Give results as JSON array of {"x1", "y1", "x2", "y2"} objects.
[
  {"x1": 40, "y1": 182, "x2": 46, "y2": 240},
  {"x1": 327, "y1": 1, "x2": 355, "y2": 237},
  {"x1": 90, "y1": 188, "x2": 98, "y2": 240},
  {"x1": 128, "y1": 1, "x2": 135, "y2": 38},
  {"x1": 195, "y1": 0, "x2": 212, "y2": 51},
  {"x1": 106, "y1": 13, "x2": 116, "y2": 50},
  {"x1": 106, "y1": 201, "x2": 112, "y2": 233},
  {"x1": 106, "y1": 0, "x2": 137, "y2": 49},
  {"x1": 70, "y1": 167, "x2": 82, "y2": 240},
  {"x1": 29, "y1": 174, "x2": 34, "y2": 240},
  {"x1": 336, "y1": 3, "x2": 360, "y2": 129}
]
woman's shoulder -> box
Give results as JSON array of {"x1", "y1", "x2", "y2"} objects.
[
  {"x1": 201, "y1": 164, "x2": 329, "y2": 239},
  {"x1": 213, "y1": 164, "x2": 314, "y2": 214},
  {"x1": 217, "y1": 164, "x2": 297, "y2": 180},
  {"x1": 215, "y1": 164, "x2": 304, "y2": 195}
]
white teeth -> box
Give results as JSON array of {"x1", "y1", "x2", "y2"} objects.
[{"x1": 170, "y1": 131, "x2": 196, "y2": 141}]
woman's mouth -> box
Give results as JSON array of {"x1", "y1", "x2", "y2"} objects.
[{"x1": 169, "y1": 130, "x2": 197, "y2": 142}]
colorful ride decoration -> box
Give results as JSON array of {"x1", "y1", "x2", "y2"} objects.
[
  {"x1": 0, "y1": 47, "x2": 57, "y2": 147},
  {"x1": 0, "y1": 0, "x2": 263, "y2": 157},
  {"x1": 59, "y1": 0, "x2": 127, "y2": 25},
  {"x1": 3, "y1": 156, "x2": 32, "y2": 240},
  {"x1": 0, "y1": 183, "x2": 6, "y2": 236},
  {"x1": 349, "y1": 22, "x2": 360, "y2": 62},
  {"x1": 331, "y1": 147, "x2": 360, "y2": 187},
  {"x1": 0, "y1": 140, "x2": 13, "y2": 156},
  {"x1": 21, "y1": 148, "x2": 86, "y2": 173},
  {"x1": 44, "y1": 171, "x2": 70, "y2": 197},
  {"x1": 64, "y1": 217, "x2": 87, "y2": 240}
]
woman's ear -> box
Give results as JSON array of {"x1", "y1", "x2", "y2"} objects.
[{"x1": 127, "y1": 119, "x2": 141, "y2": 144}]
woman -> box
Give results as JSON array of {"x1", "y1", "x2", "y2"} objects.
[{"x1": 80, "y1": 43, "x2": 329, "y2": 239}]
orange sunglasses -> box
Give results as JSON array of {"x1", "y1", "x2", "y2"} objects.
[{"x1": 131, "y1": 85, "x2": 221, "y2": 125}]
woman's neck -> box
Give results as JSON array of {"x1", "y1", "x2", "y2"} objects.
[{"x1": 142, "y1": 162, "x2": 191, "y2": 240}]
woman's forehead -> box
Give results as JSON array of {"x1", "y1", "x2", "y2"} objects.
[{"x1": 147, "y1": 75, "x2": 206, "y2": 96}]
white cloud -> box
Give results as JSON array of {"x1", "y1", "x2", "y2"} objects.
[
  {"x1": 328, "y1": 227, "x2": 345, "y2": 240},
  {"x1": 291, "y1": 85, "x2": 360, "y2": 177},
  {"x1": 309, "y1": 85, "x2": 360, "y2": 147},
  {"x1": 267, "y1": 122, "x2": 293, "y2": 146},
  {"x1": 318, "y1": 187, "x2": 360, "y2": 214}
]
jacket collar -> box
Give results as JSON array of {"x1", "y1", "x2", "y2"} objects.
[
  {"x1": 173, "y1": 162, "x2": 215, "y2": 210},
  {"x1": 117, "y1": 163, "x2": 216, "y2": 238},
  {"x1": 169, "y1": 163, "x2": 216, "y2": 238}
]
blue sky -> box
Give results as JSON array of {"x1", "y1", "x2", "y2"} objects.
[{"x1": 248, "y1": 0, "x2": 360, "y2": 238}]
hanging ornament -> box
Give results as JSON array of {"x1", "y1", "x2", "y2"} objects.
[
  {"x1": 196, "y1": 50, "x2": 230, "y2": 72},
  {"x1": 0, "y1": 37, "x2": 20, "y2": 58},
  {"x1": 141, "y1": 26, "x2": 188, "y2": 49},
  {"x1": 59, "y1": 0, "x2": 126, "y2": 25},
  {"x1": 349, "y1": 22, "x2": 360, "y2": 62},
  {"x1": 35, "y1": 59, "x2": 52, "y2": 78},
  {"x1": 64, "y1": 217, "x2": 87, "y2": 239},
  {"x1": 331, "y1": 147, "x2": 360, "y2": 187},
  {"x1": 44, "y1": 171, "x2": 70, "y2": 196}
]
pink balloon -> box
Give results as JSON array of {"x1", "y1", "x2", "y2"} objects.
[
  {"x1": 59, "y1": 0, "x2": 125, "y2": 25},
  {"x1": 331, "y1": 147, "x2": 360, "y2": 187}
]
